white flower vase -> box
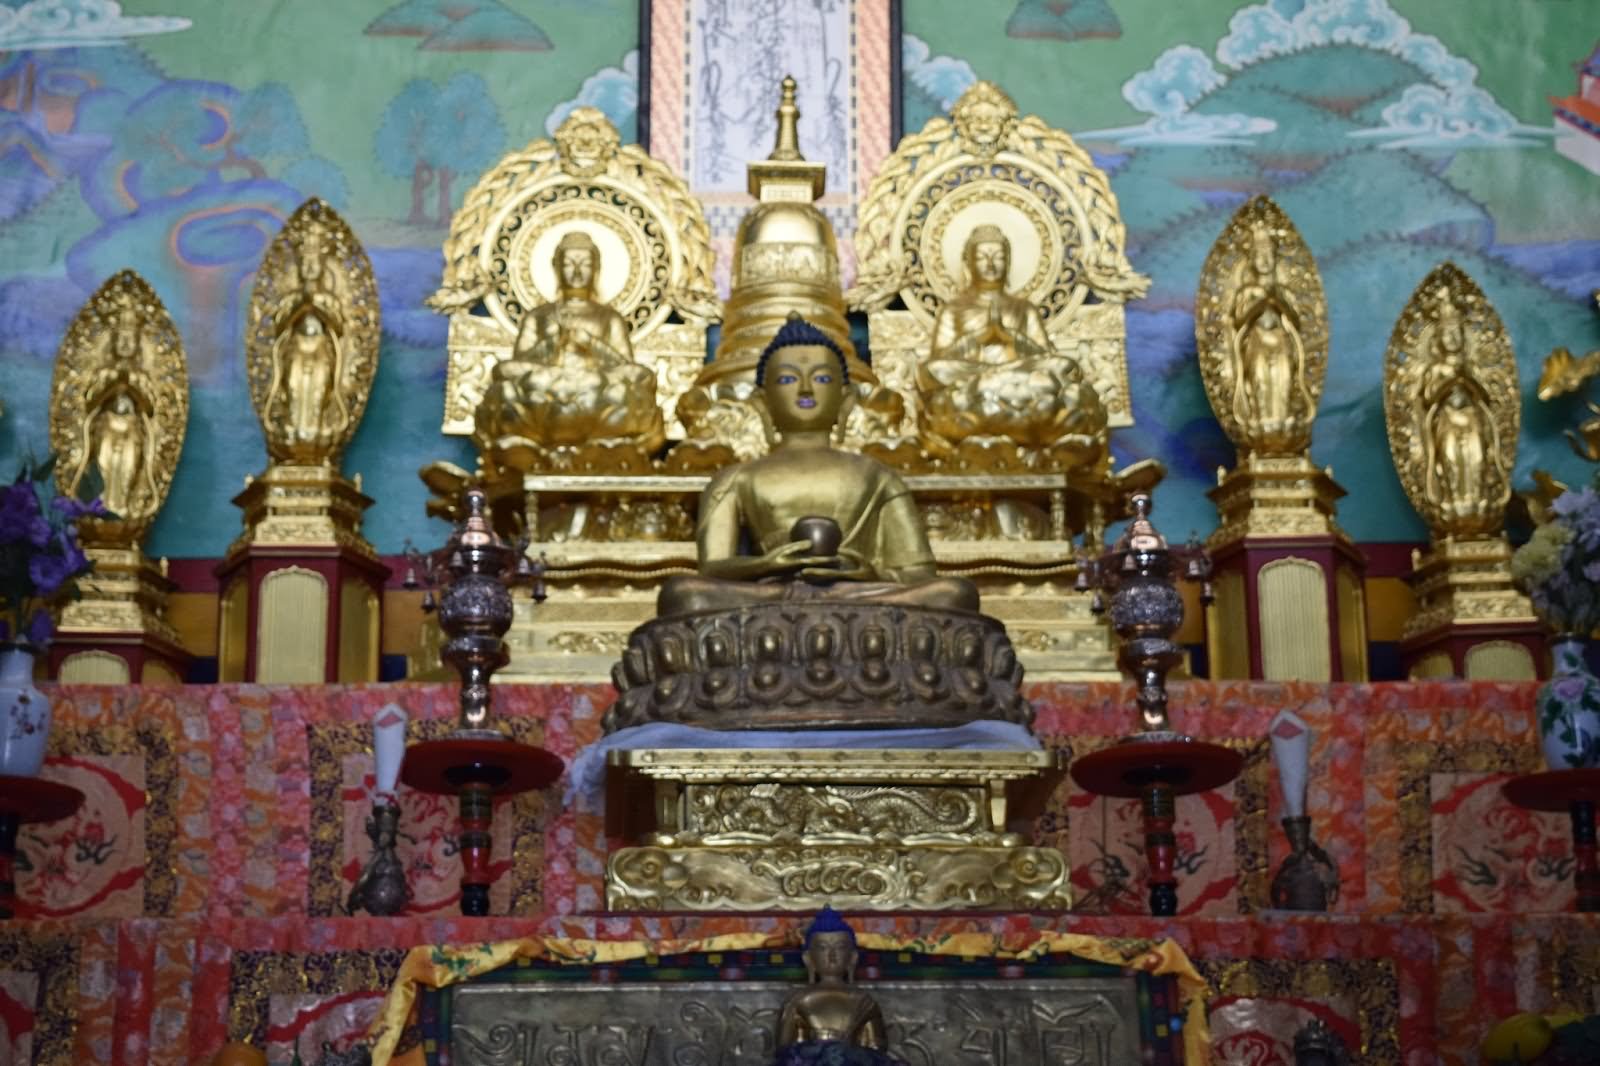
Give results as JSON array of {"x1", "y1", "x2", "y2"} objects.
[
  {"x1": 0, "y1": 644, "x2": 49, "y2": 778},
  {"x1": 1538, "y1": 637, "x2": 1600, "y2": 771}
]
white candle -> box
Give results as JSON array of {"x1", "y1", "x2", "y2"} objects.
[
  {"x1": 373, "y1": 703, "x2": 408, "y2": 804},
  {"x1": 1269, "y1": 708, "x2": 1311, "y2": 819}
]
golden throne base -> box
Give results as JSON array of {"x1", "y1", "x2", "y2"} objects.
[
  {"x1": 603, "y1": 748, "x2": 1070, "y2": 912},
  {"x1": 410, "y1": 473, "x2": 1122, "y2": 682}
]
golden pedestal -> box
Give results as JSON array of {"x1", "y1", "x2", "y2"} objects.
[
  {"x1": 604, "y1": 748, "x2": 1070, "y2": 912},
  {"x1": 51, "y1": 547, "x2": 189, "y2": 684},
  {"x1": 1401, "y1": 536, "x2": 1542, "y2": 680},
  {"x1": 1205, "y1": 455, "x2": 1369, "y2": 681},
  {"x1": 216, "y1": 464, "x2": 387, "y2": 683},
  {"x1": 410, "y1": 471, "x2": 1119, "y2": 682}
]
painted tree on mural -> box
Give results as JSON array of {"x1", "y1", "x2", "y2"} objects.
[
  {"x1": 365, "y1": 0, "x2": 552, "y2": 52},
  {"x1": 375, "y1": 73, "x2": 505, "y2": 226}
]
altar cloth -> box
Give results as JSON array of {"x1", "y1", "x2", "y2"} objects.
[{"x1": 564, "y1": 719, "x2": 1042, "y2": 808}]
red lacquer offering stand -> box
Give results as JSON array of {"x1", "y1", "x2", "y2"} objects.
[
  {"x1": 403, "y1": 736, "x2": 563, "y2": 916},
  {"x1": 401, "y1": 487, "x2": 563, "y2": 916},
  {"x1": 0, "y1": 774, "x2": 85, "y2": 919},
  {"x1": 1072, "y1": 738, "x2": 1243, "y2": 916},
  {"x1": 1503, "y1": 769, "x2": 1600, "y2": 913},
  {"x1": 1075, "y1": 493, "x2": 1244, "y2": 916}
]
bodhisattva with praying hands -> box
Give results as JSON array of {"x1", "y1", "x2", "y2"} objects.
[
  {"x1": 473, "y1": 229, "x2": 664, "y2": 468},
  {"x1": 659, "y1": 314, "x2": 978, "y2": 616},
  {"x1": 917, "y1": 224, "x2": 1107, "y2": 466}
]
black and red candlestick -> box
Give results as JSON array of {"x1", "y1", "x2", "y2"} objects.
[
  {"x1": 401, "y1": 487, "x2": 563, "y2": 915},
  {"x1": 0, "y1": 775, "x2": 85, "y2": 919},
  {"x1": 1503, "y1": 769, "x2": 1600, "y2": 913}
]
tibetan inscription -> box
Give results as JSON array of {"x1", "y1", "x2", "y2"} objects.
[{"x1": 450, "y1": 978, "x2": 1142, "y2": 1066}]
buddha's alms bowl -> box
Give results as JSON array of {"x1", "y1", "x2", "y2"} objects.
[{"x1": 791, "y1": 515, "x2": 843, "y2": 559}]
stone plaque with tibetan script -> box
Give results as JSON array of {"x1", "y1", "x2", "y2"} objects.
[{"x1": 450, "y1": 978, "x2": 1143, "y2": 1066}]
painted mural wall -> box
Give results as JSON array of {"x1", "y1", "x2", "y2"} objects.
[
  {"x1": 905, "y1": 0, "x2": 1600, "y2": 542},
  {"x1": 0, "y1": 0, "x2": 641, "y2": 558},
  {"x1": 0, "y1": 0, "x2": 1595, "y2": 558}
]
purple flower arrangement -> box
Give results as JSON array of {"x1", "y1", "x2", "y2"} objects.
[
  {"x1": 0, "y1": 455, "x2": 104, "y2": 650},
  {"x1": 1512, "y1": 470, "x2": 1600, "y2": 636}
]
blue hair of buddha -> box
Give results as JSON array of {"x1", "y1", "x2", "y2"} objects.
[
  {"x1": 803, "y1": 905, "x2": 857, "y2": 947},
  {"x1": 754, "y1": 313, "x2": 850, "y2": 387}
]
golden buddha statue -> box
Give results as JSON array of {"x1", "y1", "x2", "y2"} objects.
[
  {"x1": 71, "y1": 294, "x2": 160, "y2": 524},
  {"x1": 473, "y1": 230, "x2": 664, "y2": 468},
  {"x1": 776, "y1": 909, "x2": 889, "y2": 1054},
  {"x1": 918, "y1": 225, "x2": 1107, "y2": 466},
  {"x1": 1418, "y1": 285, "x2": 1506, "y2": 533},
  {"x1": 264, "y1": 220, "x2": 351, "y2": 460},
  {"x1": 1228, "y1": 221, "x2": 1312, "y2": 453},
  {"x1": 658, "y1": 315, "x2": 977, "y2": 616}
]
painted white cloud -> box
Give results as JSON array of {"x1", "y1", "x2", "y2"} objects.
[
  {"x1": 0, "y1": 0, "x2": 189, "y2": 49},
  {"x1": 1083, "y1": 44, "x2": 1275, "y2": 145},
  {"x1": 1092, "y1": 0, "x2": 1537, "y2": 150},
  {"x1": 902, "y1": 33, "x2": 977, "y2": 113},
  {"x1": 1122, "y1": 45, "x2": 1226, "y2": 117},
  {"x1": 1101, "y1": 112, "x2": 1278, "y2": 147},
  {"x1": 1351, "y1": 83, "x2": 1548, "y2": 148},
  {"x1": 1218, "y1": 0, "x2": 1475, "y2": 88},
  {"x1": 546, "y1": 49, "x2": 638, "y2": 136}
]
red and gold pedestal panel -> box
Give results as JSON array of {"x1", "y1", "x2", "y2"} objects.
[
  {"x1": 49, "y1": 548, "x2": 190, "y2": 684},
  {"x1": 215, "y1": 547, "x2": 387, "y2": 683},
  {"x1": 1401, "y1": 537, "x2": 1543, "y2": 681},
  {"x1": 1207, "y1": 536, "x2": 1369, "y2": 682}
]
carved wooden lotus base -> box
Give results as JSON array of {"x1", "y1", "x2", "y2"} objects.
[
  {"x1": 483, "y1": 436, "x2": 659, "y2": 477},
  {"x1": 606, "y1": 602, "x2": 1032, "y2": 733},
  {"x1": 604, "y1": 748, "x2": 1068, "y2": 912}
]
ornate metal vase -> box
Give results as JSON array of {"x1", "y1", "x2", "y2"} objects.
[
  {"x1": 1539, "y1": 636, "x2": 1600, "y2": 770},
  {"x1": 0, "y1": 644, "x2": 48, "y2": 778}
]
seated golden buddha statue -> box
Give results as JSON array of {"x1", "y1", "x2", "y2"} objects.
[
  {"x1": 659, "y1": 314, "x2": 978, "y2": 616},
  {"x1": 473, "y1": 230, "x2": 664, "y2": 469},
  {"x1": 609, "y1": 316, "x2": 1030, "y2": 734},
  {"x1": 919, "y1": 225, "x2": 1107, "y2": 466},
  {"x1": 774, "y1": 909, "x2": 896, "y2": 1064}
]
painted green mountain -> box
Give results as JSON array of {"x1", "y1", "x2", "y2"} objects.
[
  {"x1": 1134, "y1": 148, "x2": 1491, "y2": 304},
  {"x1": 1006, "y1": 0, "x2": 1121, "y2": 41},
  {"x1": 366, "y1": 0, "x2": 551, "y2": 52}
]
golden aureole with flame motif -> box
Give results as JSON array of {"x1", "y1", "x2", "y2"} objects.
[
  {"x1": 246, "y1": 198, "x2": 380, "y2": 468},
  {"x1": 48, "y1": 270, "x2": 190, "y2": 682},
  {"x1": 428, "y1": 105, "x2": 718, "y2": 456},
  {"x1": 1384, "y1": 261, "x2": 1537, "y2": 679},
  {"x1": 1196, "y1": 195, "x2": 1327, "y2": 461}
]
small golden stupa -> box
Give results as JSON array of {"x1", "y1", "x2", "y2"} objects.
[{"x1": 696, "y1": 75, "x2": 874, "y2": 388}]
